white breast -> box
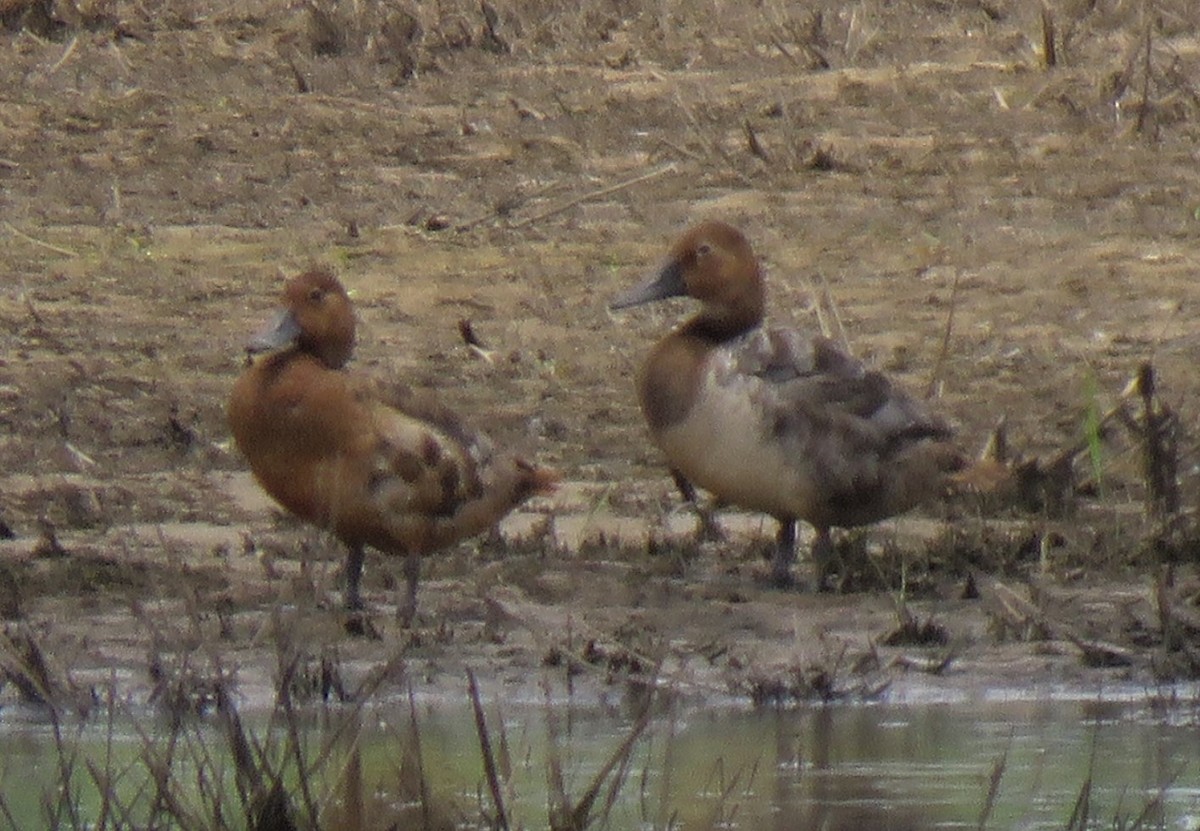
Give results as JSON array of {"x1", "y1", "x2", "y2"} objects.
[{"x1": 654, "y1": 368, "x2": 815, "y2": 519}]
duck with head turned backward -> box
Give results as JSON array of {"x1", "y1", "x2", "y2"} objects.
[
  {"x1": 611, "y1": 221, "x2": 964, "y2": 590},
  {"x1": 229, "y1": 270, "x2": 558, "y2": 631}
]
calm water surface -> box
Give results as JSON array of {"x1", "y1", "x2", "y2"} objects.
[{"x1": 3, "y1": 691, "x2": 1199, "y2": 830}]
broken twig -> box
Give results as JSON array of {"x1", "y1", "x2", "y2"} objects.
[
  {"x1": 4, "y1": 222, "x2": 78, "y2": 257},
  {"x1": 509, "y1": 163, "x2": 678, "y2": 228}
]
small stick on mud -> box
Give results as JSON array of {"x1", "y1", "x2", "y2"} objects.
[
  {"x1": 1040, "y1": 5, "x2": 1056, "y2": 68},
  {"x1": 1134, "y1": 362, "x2": 1180, "y2": 515},
  {"x1": 456, "y1": 180, "x2": 569, "y2": 231},
  {"x1": 654, "y1": 136, "x2": 704, "y2": 162},
  {"x1": 509, "y1": 163, "x2": 677, "y2": 228},
  {"x1": 768, "y1": 34, "x2": 800, "y2": 66},
  {"x1": 4, "y1": 221, "x2": 78, "y2": 257},
  {"x1": 45, "y1": 34, "x2": 78, "y2": 74},
  {"x1": 1135, "y1": 18, "x2": 1154, "y2": 134},
  {"x1": 458, "y1": 318, "x2": 497, "y2": 363},
  {"x1": 983, "y1": 579, "x2": 1133, "y2": 667},
  {"x1": 744, "y1": 119, "x2": 770, "y2": 162},
  {"x1": 287, "y1": 57, "x2": 311, "y2": 93}
]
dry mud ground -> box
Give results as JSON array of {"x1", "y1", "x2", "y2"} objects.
[{"x1": 2, "y1": 0, "x2": 1200, "y2": 713}]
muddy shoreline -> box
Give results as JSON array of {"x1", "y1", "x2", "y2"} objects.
[{"x1": 3, "y1": 0, "x2": 1200, "y2": 716}]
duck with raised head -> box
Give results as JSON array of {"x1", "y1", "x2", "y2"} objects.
[
  {"x1": 229, "y1": 270, "x2": 557, "y2": 628},
  {"x1": 611, "y1": 221, "x2": 963, "y2": 589}
]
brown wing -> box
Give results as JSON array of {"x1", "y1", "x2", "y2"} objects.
[
  {"x1": 355, "y1": 377, "x2": 492, "y2": 520},
  {"x1": 354, "y1": 375, "x2": 556, "y2": 552},
  {"x1": 720, "y1": 327, "x2": 959, "y2": 521},
  {"x1": 732, "y1": 327, "x2": 952, "y2": 445}
]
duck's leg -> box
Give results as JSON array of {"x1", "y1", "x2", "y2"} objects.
[
  {"x1": 810, "y1": 526, "x2": 834, "y2": 592},
  {"x1": 671, "y1": 468, "x2": 723, "y2": 542},
  {"x1": 343, "y1": 543, "x2": 380, "y2": 638},
  {"x1": 397, "y1": 552, "x2": 421, "y2": 628},
  {"x1": 344, "y1": 543, "x2": 365, "y2": 611},
  {"x1": 770, "y1": 518, "x2": 797, "y2": 587}
]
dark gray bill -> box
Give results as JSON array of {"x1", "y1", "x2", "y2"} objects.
[
  {"x1": 609, "y1": 260, "x2": 685, "y2": 310},
  {"x1": 246, "y1": 308, "x2": 301, "y2": 355}
]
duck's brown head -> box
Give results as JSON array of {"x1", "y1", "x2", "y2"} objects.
[
  {"x1": 247, "y1": 269, "x2": 357, "y2": 369},
  {"x1": 611, "y1": 220, "x2": 765, "y2": 339}
]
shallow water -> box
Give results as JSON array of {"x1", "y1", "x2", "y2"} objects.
[{"x1": 3, "y1": 693, "x2": 1199, "y2": 830}]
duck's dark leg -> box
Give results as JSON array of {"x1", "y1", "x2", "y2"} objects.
[
  {"x1": 770, "y1": 518, "x2": 797, "y2": 587},
  {"x1": 671, "y1": 468, "x2": 723, "y2": 542},
  {"x1": 397, "y1": 552, "x2": 421, "y2": 628},
  {"x1": 344, "y1": 543, "x2": 365, "y2": 611},
  {"x1": 811, "y1": 526, "x2": 834, "y2": 592},
  {"x1": 343, "y1": 543, "x2": 380, "y2": 638}
]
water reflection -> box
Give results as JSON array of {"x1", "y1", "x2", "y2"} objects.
[
  {"x1": 2, "y1": 694, "x2": 1198, "y2": 830},
  {"x1": 675, "y1": 700, "x2": 1195, "y2": 829}
]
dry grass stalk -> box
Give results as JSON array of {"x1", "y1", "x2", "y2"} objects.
[
  {"x1": 0, "y1": 626, "x2": 91, "y2": 713},
  {"x1": 338, "y1": 743, "x2": 365, "y2": 831},
  {"x1": 509, "y1": 163, "x2": 678, "y2": 228},
  {"x1": 803, "y1": 273, "x2": 852, "y2": 353},
  {"x1": 1040, "y1": 5, "x2": 1057, "y2": 68},
  {"x1": 467, "y1": 668, "x2": 511, "y2": 831},
  {"x1": 545, "y1": 680, "x2": 654, "y2": 831},
  {"x1": 695, "y1": 755, "x2": 761, "y2": 830},
  {"x1": 743, "y1": 119, "x2": 770, "y2": 162},
  {"x1": 4, "y1": 221, "x2": 79, "y2": 257},
  {"x1": 1134, "y1": 15, "x2": 1153, "y2": 134},
  {"x1": 926, "y1": 268, "x2": 961, "y2": 399},
  {"x1": 45, "y1": 34, "x2": 78, "y2": 73},
  {"x1": 975, "y1": 740, "x2": 1008, "y2": 831},
  {"x1": 1133, "y1": 363, "x2": 1180, "y2": 516},
  {"x1": 984, "y1": 364, "x2": 1160, "y2": 517},
  {"x1": 403, "y1": 683, "x2": 435, "y2": 829},
  {"x1": 673, "y1": 94, "x2": 754, "y2": 186},
  {"x1": 1064, "y1": 767, "x2": 1094, "y2": 831}
]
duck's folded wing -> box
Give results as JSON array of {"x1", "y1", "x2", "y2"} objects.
[
  {"x1": 724, "y1": 327, "x2": 953, "y2": 479},
  {"x1": 357, "y1": 378, "x2": 492, "y2": 518},
  {"x1": 735, "y1": 328, "x2": 864, "y2": 384},
  {"x1": 370, "y1": 378, "x2": 498, "y2": 463}
]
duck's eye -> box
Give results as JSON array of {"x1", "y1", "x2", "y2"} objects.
[
  {"x1": 308, "y1": 287, "x2": 324, "y2": 303},
  {"x1": 696, "y1": 242, "x2": 713, "y2": 258}
]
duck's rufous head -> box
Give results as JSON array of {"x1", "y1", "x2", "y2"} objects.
[
  {"x1": 611, "y1": 221, "x2": 765, "y2": 336},
  {"x1": 247, "y1": 269, "x2": 357, "y2": 369}
]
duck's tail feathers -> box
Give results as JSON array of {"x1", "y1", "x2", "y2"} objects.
[
  {"x1": 947, "y1": 457, "x2": 1014, "y2": 496},
  {"x1": 516, "y1": 458, "x2": 561, "y2": 498}
]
